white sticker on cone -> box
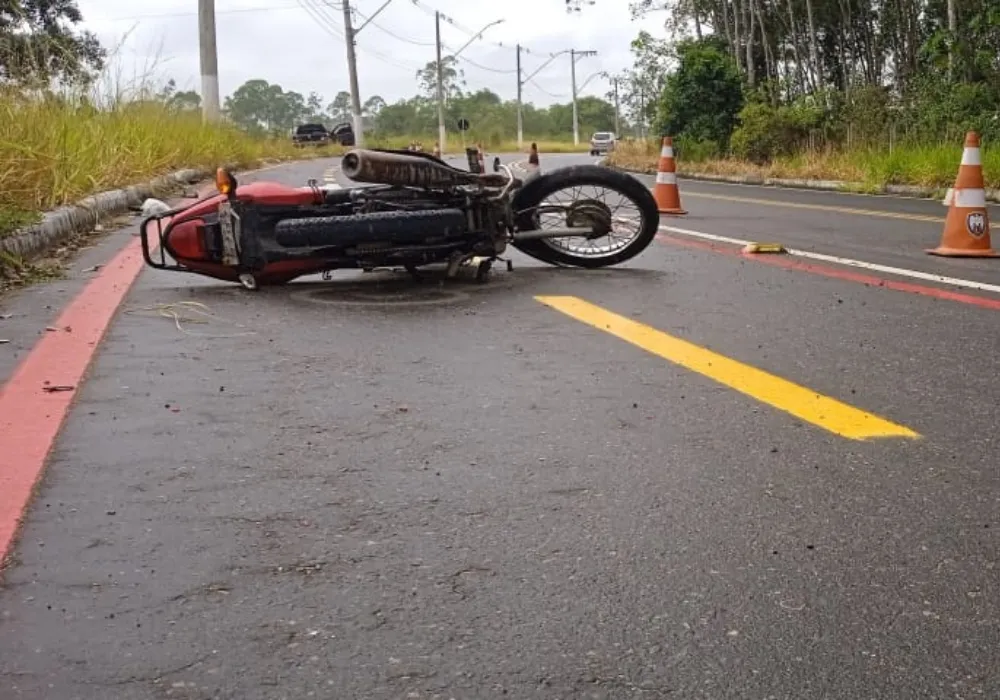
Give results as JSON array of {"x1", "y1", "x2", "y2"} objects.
[{"x1": 967, "y1": 211, "x2": 987, "y2": 237}]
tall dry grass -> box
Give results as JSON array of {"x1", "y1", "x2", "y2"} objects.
[
  {"x1": 607, "y1": 138, "x2": 1000, "y2": 190},
  {"x1": 0, "y1": 91, "x2": 327, "y2": 217}
]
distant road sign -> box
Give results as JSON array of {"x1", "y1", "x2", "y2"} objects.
[{"x1": 457, "y1": 118, "x2": 470, "y2": 131}]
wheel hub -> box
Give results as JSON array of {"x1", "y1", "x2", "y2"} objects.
[{"x1": 565, "y1": 199, "x2": 613, "y2": 240}]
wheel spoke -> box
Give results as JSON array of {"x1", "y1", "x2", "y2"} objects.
[{"x1": 534, "y1": 184, "x2": 644, "y2": 259}]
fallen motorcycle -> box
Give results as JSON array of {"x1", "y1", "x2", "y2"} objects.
[{"x1": 139, "y1": 147, "x2": 660, "y2": 290}]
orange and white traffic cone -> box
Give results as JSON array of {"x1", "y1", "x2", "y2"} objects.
[
  {"x1": 927, "y1": 131, "x2": 998, "y2": 257},
  {"x1": 528, "y1": 142, "x2": 539, "y2": 168},
  {"x1": 522, "y1": 142, "x2": 541, "y2": 183},
  {"x1": 653, "y1": 136, "x2": 686, "y2": 215}
]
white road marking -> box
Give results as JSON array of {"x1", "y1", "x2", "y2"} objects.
[
  {"x1": 323, "y1": 166, "x2": 342, "y2": 190},
  {"x1": 659, "y1": 224, "x2": 1000, "y2": 295}
]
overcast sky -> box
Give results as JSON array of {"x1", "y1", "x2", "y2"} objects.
[{"x1": 76, "y1": 0, "x2": 667, "y2": 108}]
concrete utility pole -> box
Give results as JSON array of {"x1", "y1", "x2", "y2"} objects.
[
  {"x1": 342, "y1": 1, "x2": 365, "y2": 147},
  {"x1": 198, "y1": 0, "x2": 221, "y2": 121},
  {"x1": 570, "y1": 49, "x2": 597, "y2": 146},
  {"x1": 947, "y1": 0, "x2": 957, "y2": 80},
  {"x1": 612, "y1": 76, "x2": 620, "y2": 135},
  {"x1": 520, "y1": 48, "x2": 571, "y2": 143},
  {"x1": 341, "y1": 0, "x2": 396, "y2": 147},
  {"x1": 433, "y1": 15, "x2": 503, "y2": 152},
  {"x1": 435, "y1": 11, "x2": 446, "y2": 154},
  {"x1": 516, "y1": 44, "x2": 523, "y2": 149}
]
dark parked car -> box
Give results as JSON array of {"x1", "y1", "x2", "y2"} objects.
[
  {"x1": 292, "y1": 123, "x2": 330, "y2": 146},
  {"x1": 330, "y1": 121, "x2": 355, "y2": 146}
]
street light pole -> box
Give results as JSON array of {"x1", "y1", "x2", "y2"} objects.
[
  {"x1": 451, "y1": 18, "x2": 505, "y2": 57},
  {"x1": 342, "y1": 1, "x2": 365, "y2": 147},
  {"x1": 516, "y1": 43, "x2": 523, "y2": 149},
  {"x1": 612, "y1": 76, "x2": 620, "y2": 135},
  {"x1": 434, "y1": 16, "x2": 504, "y2": 154},
  {"x1": 435, "y1": 11, "x2": 446, "y2": 153},
  {"x1": 341, "y1": 0, "x2": 397, "y2": 148},
  {"x1": 519, "y1": 49, "x2": 570, "y2": 142},
  {"x1": 570, "y1": 49, "x2": 597, "y2": 146}
]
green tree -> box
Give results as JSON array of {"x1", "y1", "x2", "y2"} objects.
[
  {"x1": 327, "y1": 90, "x2": 352, "y2": 123},
  {"x1": 0, "y1": 0, "x2": 106, "y2": 86},
  {"x1": 575, "y1": 95, "x2": 617, "y2": 133},
  {"x1": 305, "y1": 91, "x2": 325, "y2": 121},
  {"x1": 170, "y1": 90, "x2": 201, "y2": 111},
  {"x1": 654, "y1": 37, "x2": 744, "y2": 147},
  {"x1": 224, "y1": 79, "x2": 305, "y2": 134},
  {"x1": 363, "y1": 95, "x2": 386, "y2": 117},
  {"x1": 416, "y1": 57, "x2": 465, "y2": 100},
  {"x1": 155, "y1": 78, "x2": 201, "y2": 111}
]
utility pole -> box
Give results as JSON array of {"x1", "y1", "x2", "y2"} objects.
[
  {"x1": 639, "y1": 86, "x2": 646, "y2": 138},
  {"x1": 570, "y1": 49, "x2": 577, "y2": 145},
  {"x1": 612, "y1": 76, "x2": 620, "y2": 135},
  {"x1": 435, "y1": 11, "x2": 446, "y2": 154},
  {"x1": 342, "y1": 1, "x2": 365, "y2": 147},
  {"x1": 516, "y1": 44, "x2": 523, "y2": 149},
  {"x1": 520, "y1": 48, "x2": 574, "y2": 143},
  {"x1": 570, "y1": 49, "x2": 597, "y2": 146},
  {"x1": 198, "y1": 0, "x2": 221, "y2": 121},
  {"x1": 947, "y1": 0, "x2": 956, "y2": 80}
]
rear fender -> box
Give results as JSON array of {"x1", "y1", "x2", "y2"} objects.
[{"x1": 143, "y1": 181, "x2": 326, "y2": 267}]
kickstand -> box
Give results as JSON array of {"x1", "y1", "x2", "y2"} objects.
[
  {"x1": 475, "y1": 258, "x2": 493, "y2": 283},
  {"x1": 405, "y1": 264, "x2": 424, "y2": 282},
  {"x1": 446, "y1": 252, "x2": 466, "y2": 279}
]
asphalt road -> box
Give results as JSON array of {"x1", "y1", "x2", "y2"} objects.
[{"x1": 1, "y1": 152, "x2": 999, "y2": 699}]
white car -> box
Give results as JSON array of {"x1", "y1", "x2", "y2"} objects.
[{"x1": 589, "y1": 131, "x2": 616, "y2": 156}]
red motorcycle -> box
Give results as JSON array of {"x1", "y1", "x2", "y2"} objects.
[{"x1": 140, "y1": 147, "x2": 660, "y2": 290}]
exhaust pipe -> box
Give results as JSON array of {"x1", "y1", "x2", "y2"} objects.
[{"x1": 341, "y1": 148, "x2": 505, "y2": 189}]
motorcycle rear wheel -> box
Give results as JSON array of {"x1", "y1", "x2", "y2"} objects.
[{"x1": 511, "y1": 165, "x2": 659, "y2": 268}]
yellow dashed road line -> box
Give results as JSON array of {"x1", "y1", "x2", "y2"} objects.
[{"x1": 536, "y1": 295, "x2": 920, "y2": 442}]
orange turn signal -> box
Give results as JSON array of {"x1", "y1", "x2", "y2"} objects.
[{"x1": 215, "y1": 167, "x2": 235, "y2": 195}]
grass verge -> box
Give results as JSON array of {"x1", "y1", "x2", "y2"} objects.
[
  {"x1": 0, "y1": 91, "x2": 347, "y2": 241},
  {"x1": 607, "y1": 139, "x2": 1000, "y2": 191}
]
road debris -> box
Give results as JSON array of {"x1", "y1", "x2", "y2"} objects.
[{"x1": 123, "y1": 301, "x2": 256, "y2": 338}]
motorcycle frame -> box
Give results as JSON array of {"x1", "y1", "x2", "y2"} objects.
[{"x1": 139, "y1": 158, "x2": 600, "y2": 285}]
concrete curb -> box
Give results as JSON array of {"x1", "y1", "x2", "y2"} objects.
[
  {"x1": 608, "y1": 161, "x2": 1000, "y2": 204},
  {"x1": 0, "y1": 168, "x2": 210, "y2": 261}
]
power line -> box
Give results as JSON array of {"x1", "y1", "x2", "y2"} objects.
[
  {"x1": 307, "y1": 0, "x2": 424, "y2": 69},
  {"x1": 96, "y1": 4, "x2": 302, "y2": 21},
  {"x1": 352, "y1": 6, "x2": 436, "y2": 46},
  {"x1": 404, "y1": 0, "x2": 565, "y2": 85},
  {"x1": 408, "y1": 0, "x2": 567, "y2": 62},
  {"x1": 447, "y1": 51, "x2": 518, "y2": 75},
  {"x1": 526, "y1": 78, "x2": 567, "y2": 99},
  {"x1": 297, "y1": 0, "x2": 423, "y2": 72}
]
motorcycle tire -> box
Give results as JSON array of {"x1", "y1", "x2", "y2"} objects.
[{"x1": 511, "y1": 165, "x2": 660, "y2": 269}]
